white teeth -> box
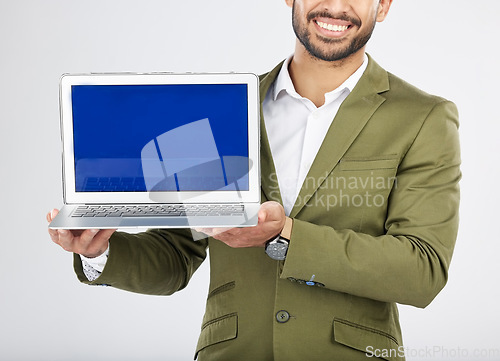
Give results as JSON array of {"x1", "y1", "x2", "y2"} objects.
[{"x1": 316, "y1": 21, "x2": 349, "y2": 32}]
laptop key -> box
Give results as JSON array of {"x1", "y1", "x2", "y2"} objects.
[{"x1": 107, "y1": 212, "x2": 123, "y2": 217}]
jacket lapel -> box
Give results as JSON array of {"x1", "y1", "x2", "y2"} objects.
[
  {"x1": 289, "y1": 56, "x2": 390, "y2": 218},
  {"x1": 259, "y1": 62, "x2": 285, "y2": 204}
]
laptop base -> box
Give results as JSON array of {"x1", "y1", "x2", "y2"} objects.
[{"x1": 49, "y1": 203, "x2": 259, "y2": 229}]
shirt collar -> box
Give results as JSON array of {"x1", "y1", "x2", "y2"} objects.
[{"x1": 272, "y1": 54, "x2": 369, "y2": 104}]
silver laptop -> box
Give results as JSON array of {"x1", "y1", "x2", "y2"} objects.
[{"x1": 49, "y1": 72, "x2": 260, "y2": 229}]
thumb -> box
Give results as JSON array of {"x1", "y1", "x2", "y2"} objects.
[
  {"x1": 47, "y1": 209, "x2": 59, "y2": 223},
  {"x1": 258, "y1": 207, "x2": 269, "y2": 224},
  {"x1": 257, "y1": 201, "x2": 283, "y2": 223}
]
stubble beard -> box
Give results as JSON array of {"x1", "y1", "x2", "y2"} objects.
[{"x1": 292, "y1": 6, "x2": 377, "y2": 62}]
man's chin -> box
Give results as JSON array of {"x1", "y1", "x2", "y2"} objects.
[{"x1": 306, "y1": 47, "x2": 356, "y2": 62}]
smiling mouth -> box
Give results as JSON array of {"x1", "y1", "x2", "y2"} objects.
[{"x1": 315, "y1": 20, "x2": 351, "y2": 32}]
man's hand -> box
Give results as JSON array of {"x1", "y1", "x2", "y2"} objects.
[
  {"x1": 196, "y1": 201, "x2": 286, "y2": 248},
  {"x1": 47, "y1": 209, "x2": 116, "y2": 258}
]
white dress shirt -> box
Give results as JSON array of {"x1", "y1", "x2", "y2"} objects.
[
  {"x1": 81, "y1": 55, "x2": 368, "y2": 279},
  {"x1": 263, "y1": 55, "x2": 368, "y2": 215}
]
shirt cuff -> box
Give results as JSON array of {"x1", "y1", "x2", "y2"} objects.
[{"x1": 79, "y1": 246, "x2": 109, "y2": 281}]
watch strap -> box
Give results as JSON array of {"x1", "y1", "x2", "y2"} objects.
[{"x1": 280, "y1": 216, "x2": 293, "y2": 241}]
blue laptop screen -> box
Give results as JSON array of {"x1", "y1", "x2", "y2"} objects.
[{"x1": 71, "y1": 83, "x2": 250, "y2": 192}]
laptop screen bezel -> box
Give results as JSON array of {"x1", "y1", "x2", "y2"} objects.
[{"x1": 59, "y1": 72, "x2": 260, "y2": 204}]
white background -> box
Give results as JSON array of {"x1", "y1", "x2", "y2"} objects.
[{"x1": 1, "y1": 1, "x2": 499, "y2": 360}]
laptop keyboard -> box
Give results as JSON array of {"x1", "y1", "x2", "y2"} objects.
[
  {"x1": 82, "y1": 177, "x2": 145, "y2": 192},
  {"x1": 71, "y1": 204, "x2": 245, "y2": 218}
]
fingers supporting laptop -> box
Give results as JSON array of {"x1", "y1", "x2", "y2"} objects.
[
  {"x1": 195, "y1": 201, "x2": 286, "y2": 248},
  {"x1": 47, "y1": 208, "x2": 115, "y2": 258}
]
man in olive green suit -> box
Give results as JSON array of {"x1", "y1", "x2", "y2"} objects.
[{"x1": 48, "y1": 0, "x2": 460, "y2": 360}]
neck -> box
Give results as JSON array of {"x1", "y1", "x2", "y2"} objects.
[{"x1": 288, "y1": 43, "x2": 366, "y2": 107}]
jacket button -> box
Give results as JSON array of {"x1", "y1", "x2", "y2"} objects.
[{"x1": 276, "y1": 310, "x2": 290, "y2": 323}]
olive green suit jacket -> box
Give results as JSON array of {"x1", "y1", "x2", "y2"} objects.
[{"x1": 74, "y1": 56, "x2": 461, "y2": 361}]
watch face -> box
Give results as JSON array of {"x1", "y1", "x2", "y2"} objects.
[{"x1": 266, "y1": 240, "x2": 288, "y2": 261}]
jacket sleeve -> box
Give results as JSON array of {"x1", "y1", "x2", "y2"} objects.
[
  {"x1": 74, "y1": 228, "x2": 208, "y2": 296},
  {"x1": 280, "y1": 100, "x2": 461, "y2": 308}
]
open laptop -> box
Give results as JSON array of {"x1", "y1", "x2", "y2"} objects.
[{"x1": 49, "y1": 72, "x2": 260, "y2": 229}]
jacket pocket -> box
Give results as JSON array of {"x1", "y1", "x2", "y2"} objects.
[
  {"x1": 339, "y1": 155, "x2": 399, "y2": 171},
  {"x1": 195, "y1": 313, "x2": 238, "y2": 358},
  {"x1": 333, "y1": 318, "x2": 404, "y2": 361}
]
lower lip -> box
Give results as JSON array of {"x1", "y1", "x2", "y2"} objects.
[{"x1": 313, "y1": 21, "x2": 351, "y2": 39}]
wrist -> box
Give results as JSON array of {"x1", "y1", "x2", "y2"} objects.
[
  {"x1": 265, "y1": 217, "x2": 293, "y2": 260},
  {"x1": 80, "y1": 244, "x2": 110, "y2": 261}
]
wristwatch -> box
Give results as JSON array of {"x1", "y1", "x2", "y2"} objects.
[{"x1": 265, "y1": 217, "x2": 293, "y2": 261}]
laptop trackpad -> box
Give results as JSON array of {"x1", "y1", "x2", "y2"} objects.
[
  {"x1": 119, "y1": 217, "x2": 191, "y2": 228},
  {"x1": 118, "y1": 215, "x2": 250, "y2": 228}
]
